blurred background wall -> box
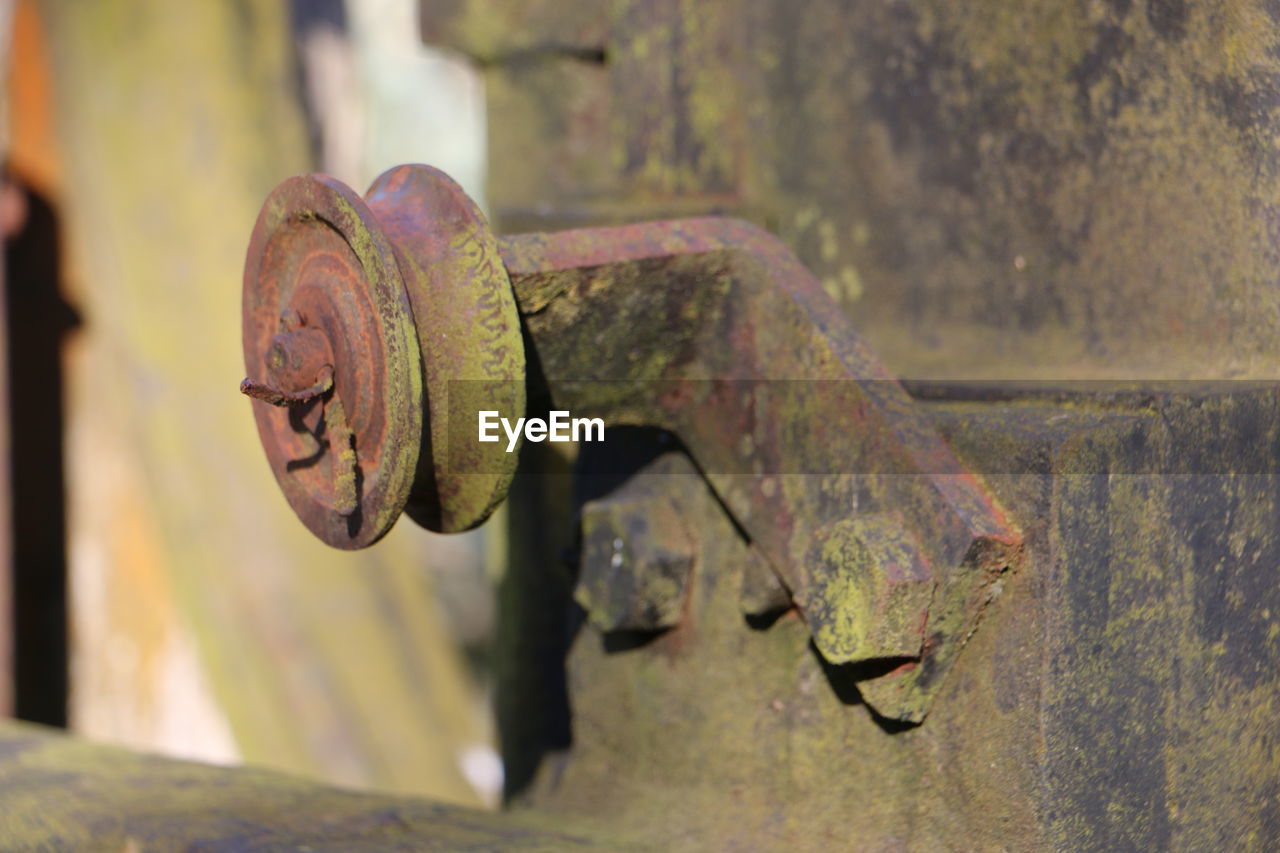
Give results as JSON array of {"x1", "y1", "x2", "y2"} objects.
[{"x1": 2, "y1": 0, "x2": 501, "y2": 807}]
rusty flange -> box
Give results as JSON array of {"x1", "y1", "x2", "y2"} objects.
[
  {"x1": 365, "y1": 165, "x2": 525, "y2": 533},
  {"x1": 242, "y1": 166, "x2": 524, "y2": 547},
  {"x1": 242, "y1": 174, "x2": 421, "y2": 548}
]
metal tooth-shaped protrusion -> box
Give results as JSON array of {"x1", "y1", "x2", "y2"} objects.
[
  {"x1": 740, "y1": 546, "x2": 792, "y2": 618},
  {"x1": 575, "y1": 491, "x2": 696, "y2": 633},
  {"x1": 804, "y1": 513, "x2": 936, "y2": 664}
]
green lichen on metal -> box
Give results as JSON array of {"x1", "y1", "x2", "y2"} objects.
[
  {"x1": 0, "y1": 722, "x2": 629, "y2": 851},
  {"x1": 502, "y1": 218, "x2": 1021, "y2": 720},
  {"x1": 498, "y1": 387, "x2": 1280, "y2": 849},
  {"x1": 858, "y1": 531, "x2": 1023, "y2": 723},
  {"x1": 806, "y1": 514, "x2": 935, "y2": 664},
  {"x1": 431, "y1": 0, "x2": 1280, "y2": 380},
  {"x1": 243, "y1": 173, "x2": 424, "y2": 548},
  {"x1": 513, "y1": 437, "x2": 1038, "y2": 850},
  {"x1": 931, "y1": 387, "x2": 1280, "y2": 850},
  {"x1": 358, "y1": 166, "x2": 529, "y2": 533},
  {"x1": 414, "y1": 1, "x2": 1280, "y2": 846}
]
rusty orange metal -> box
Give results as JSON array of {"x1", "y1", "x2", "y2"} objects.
[
  {"x1": 242, "y1": 173, "x2": 420, "y2": 548},
  {"x1": 243, "y1": 165, "x2": 1020, "y2": 721},
  {"x1": 242, "y1": 166, "x2": 526, "y2": 545}
]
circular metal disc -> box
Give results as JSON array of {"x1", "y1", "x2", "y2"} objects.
[
  {"x1": 243, "y1": 174, "x2": 422, "y2": 548},
  {"x1": 366, "y1": 165, "x2": 526, "y2": 532}
]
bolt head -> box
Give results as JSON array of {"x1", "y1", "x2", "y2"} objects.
[
  {"x1": 264, "y1": 326, "x2": 334, "y2": 394},
  {"x1": 576, "y1": 495, "x2": 695, "y2": 632},
  {"x1": 805, "y1": 513, "x2": 936, "y2": 663}
]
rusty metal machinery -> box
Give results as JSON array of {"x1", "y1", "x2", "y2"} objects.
[
  {"x1": 241, "y1": 165, "x2": 524, "y2": 544},
  {"x1": 3, "y1": 0, "x2": 1271, "y2": 849},
  {"x1": 240, "y1": 164, "x2": 1280, "y2": 850},
  {"x1": 241, "y1": 163, "x2": 1021, "y2": 724}
]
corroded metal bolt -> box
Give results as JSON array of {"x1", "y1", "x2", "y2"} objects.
[
  {"x1": 265, "y1": 327, "x2": 332, "y2": 388},
  {"x1": 241, "y1": 326, "x2": 336, "y2": 406},
  {"x1": 576, "y1": 492, "x2": 696, "y2": 633},
  {"x1": 805, "y1": 513, "x2": 936, "y2": 663},
  {"x1": 241, "y1": 321, "x2": 358, "y2": 517}
]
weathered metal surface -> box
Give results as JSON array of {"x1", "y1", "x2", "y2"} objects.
[
  {"x1": 930, "y1": 385, "x2": 1280, "y2": 851},
  {"x1": 399, "y1": 3, "x2": 1280, "y2": 848},
  {"x1": 425, "y1": 0, "x2": 1280, "y2": 381},
  {"x1": 497, "y1": 385, "x2": 1280, "y2": 850},
  {"x1": 575, "y1": 452, "x2": 698, "y2": 633},
  {"x1": 243, "y1": 165, "x2": 524, "y2": 543},
  {"x1": 243, "y1": 164, "x2": 1019, "y2": 720},
  {"x1": 238, "y1": 140, "x2": 1280, "y2": 848},
  {"x1": 243, "y1": 173, "x2": 421, "y2": 548},
  {"x1": 501, "y1": 219, "x2": 1021, "y2": 720},
  {"x1": 365, "y1": 165, "x2": 525, "y2": 533},
  {"x1": 525, "y1": 424, "x2": 976, "y2": 849},
  {"x1": 808, "y1": 513, "x2": 934, "y2": 662},
  {"x1": 240, "y1": 175, "x2": 1020, "y2": 721},
  {"x1": 0, "y1": 721, "x2": 628, "y2": 851},
  {"x1": 738, "y1": 544, "x2": 792, "y2": 617}
]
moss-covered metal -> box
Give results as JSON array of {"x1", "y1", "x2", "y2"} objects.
[
  {"x1": 498, "y1": 385, "x2": 1280, "y2": 850},
  {"x1": 575, "y1": 452, "x2": 698, "y2": 633},
  {"x1": 500, "y1": 218, "x2": 1021, "y2": 721},
  {"x1": 0, "y1": 721, "x2": 628, "y2": 851},
  {"x1": 240, "y1": 165, "x2": 1020, "y2": 722},
  {"x1": 365, "y1": 165, "x2": 526, "y2": 534},
  {"x1": 231, "y1": 142, "x2": 1280, "y2": 852},
  {"x1": 243, "y1": 173, "x2": 422, "y2": 548},
  {"x1": 806, "y1": 513, "x2": 935, "y2": 662},
  {"x1": 425, "y1": 0, "x2": 1280, "y2": 381},
  {"x1": 410, "y1": 7, "x2": 1280, "y2": 842},
  {"x1": 244, "y1": 165, "x2": 526, "y2": 541}
]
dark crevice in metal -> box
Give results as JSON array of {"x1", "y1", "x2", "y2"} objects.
[
  {"x1": 810, "y1": 642, "x2": 921, "y2": 734},
  {"x1": 743, "y1": 608, "x2": 792, "y2": 631},
  {"x1": 472, "y1": 45, "x2": 608, "y2": 69},
  {"x1": 499, "y1": 441, "x2": 578, "y2": 804},
  {"x1": 600, "y1": 628, "x2": 666, "y2": 653}
]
